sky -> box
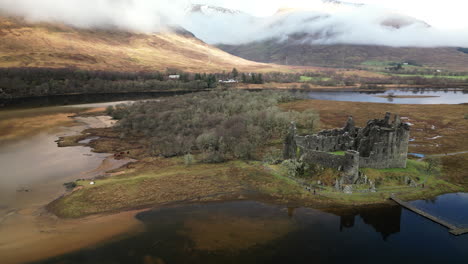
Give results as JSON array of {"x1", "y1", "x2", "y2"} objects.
[
  {"x1": 0, "y1": 0, "x2": 467, "y2": 47},
  {"x1": 198, "y1": 0, "x2": 468, "y2": 30}
]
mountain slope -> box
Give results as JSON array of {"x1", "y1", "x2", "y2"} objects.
[
  {"x1": 187, "y1": 4, "x2": 468, "y2": 71},
  {"x1": 218, "y1": 41, "x2": 468, "y2": 71},
  {"x1": 0, "y1": 16, "x2": 280, "y2": 72}
]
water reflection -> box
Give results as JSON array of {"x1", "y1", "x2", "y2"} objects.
[
  {"x1": 34, "y1": 199, "x2": 468, "y2": 264},
  {"x1": 336, "y1": 206, "x2": 402, "y2": 240},
  {"x1": 308, "y1": 89, "x2": 468, "y2": 104},
  {"x1": 1, "y1": 91, "x2": 192, "y2": 109},
  {"x1": 410, "y1": 193, "x2": 468, "y2": 227}
]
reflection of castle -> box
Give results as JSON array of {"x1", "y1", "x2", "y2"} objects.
[{"x1": 339, "y1": 206, "x2": 402, "y2": 241}]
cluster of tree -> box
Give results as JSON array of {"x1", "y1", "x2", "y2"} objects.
[
  {"x1": 0, "y1": 67, "x2": 218, "y2": 99},
  {"x1": 2, "y1": 66, "x2": 466, "y2": 100},
  {"x1": 241, "y1": 73, "x2": 264, "y2": 84},
  {"x1": 457, "y1": 47, "x2": 468, "y2": 54},
  {"x1": 107, "y1": 90, "x2": 318, "y2": 162}
]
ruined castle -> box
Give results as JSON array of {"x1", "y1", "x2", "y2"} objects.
[{"x1": 284, "y1": 112, "x2": 410, "y2": 184}]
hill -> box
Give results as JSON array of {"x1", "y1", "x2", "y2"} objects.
[
  {"x1": 218, "y1": 41, "x2": 468, "y2": 71},
  {"x1": 186, "y1": 4, "x2": 468, "y2": 72},
  {"x1": 0, "y1": 16, "x2": 282, "y2": 73}
]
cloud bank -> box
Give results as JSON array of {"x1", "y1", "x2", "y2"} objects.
[
  {"x1": 0, "y1": 0, "x2": 189, "y2": 32},
  {"x1": 184, "y1": 4, "x2": 468, "y2": 47},
  {"x1": 1, "y1": 0, "x2": 467, "y2": 47}
]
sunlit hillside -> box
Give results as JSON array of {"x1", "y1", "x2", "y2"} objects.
[{"x1": 0, "y1": 16, "x2": 285, "y2": 73}]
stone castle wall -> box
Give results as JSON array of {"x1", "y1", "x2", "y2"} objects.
[
  {"x1": 284, "y1": 112, "x2": 410, "y2": 184},
  {"x1": 358, "y1": 126, "x2": 410, "y2": 169},
  {"x1": 293, "y1": 113, "x2": 409, "y2": 170},
  {"x1": 301, "y1": 150, "x2": 360, "y2": 184},
  {"x1": 295, "y1": 133, "x2": 355, "y2": 153}
]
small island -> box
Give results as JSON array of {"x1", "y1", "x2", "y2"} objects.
[
  {"x1": 48, "y1": 90, "x2": 464, "y2": 218},
  {"x1": 375, "y1": 95, "x2": 440, "y2": 99}
]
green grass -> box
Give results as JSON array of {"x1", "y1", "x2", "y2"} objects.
[
  {"x1": 362, "y1": 60, "x2": 422, "y2": 69},
  {"x1": 299, "y1": 76, "x2": 313, "y2": 82},
  {"x1": 329, "y1": 151, "x2": 345, "y2": 156},
  {"x1": 379, "y1": 72, "x2": 468, "y2": 80},
  {"x1": 361, "y1": 159, "x2": 429, "y2": 184},
  {"x1": 361, "y1": 60, "x2": 393, "y2": 66},
  {"x1": 299, "y1": 76, "x2": 331, "y2": 82}
]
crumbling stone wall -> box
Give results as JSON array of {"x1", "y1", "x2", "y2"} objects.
[
  {"x1": 291, "y1": 113, "x2": 409, "y2": 169},
  {"x1": 283, "y1": 122, "x2": 298, "y2": 160},
  {"x1": 301, "y1": 150, "x2": 360, "y2": 184},
  {"x1": 355, "y1": 113, "x2": 410, "y2": 169},
  {"x1": 295, "y1": 116, "x2": 358, "y2": 153},
  {"x1": 283, "y1": 112, "x2": 410, "y2": 184}
]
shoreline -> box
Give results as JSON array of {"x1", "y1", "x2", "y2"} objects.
[
  {"x1": 1, "y1": 85, "x2": 467, "y2": 106},
  {"x1": 374, "y1": 95, "x2": 440, "y2": 99},
  {"x1": 0, "y1": 110, "x2": 137, "y2": 264},
  {"x1": 1, "y1": 99, "x2": 467, "y2": 263},
  {"x1": 44, "y1": 98, "x2": 468, "y2": 220},
  {"x1": 47, "y1": 125, "x2": 466, "y2": 220}
]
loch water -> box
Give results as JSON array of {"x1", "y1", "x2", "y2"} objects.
[
  {"x1": 35, "y1": 196, "x2": 468, "y2": 264},
  {"x1": 1, "y1": 93, "x2": 467, "y2": 264},
  {"x1": 307, "y1": 89, "x2": 468, "y2": 104}
]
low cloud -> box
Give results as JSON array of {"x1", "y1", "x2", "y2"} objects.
[
  {"x1": 184, "y1": 5, "x2": 468, "y2": 47},
  {"x1": 1, "y1": 0, "x2": 467, "y2": 47},
  {"x1": 0, "y1": 0, "x2": 189, "y2": 32}
]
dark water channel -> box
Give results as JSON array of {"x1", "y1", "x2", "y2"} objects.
[
  {"x1": 36, "y1": 195, "x2": 468, "y2": 264},
  {"x1": 0, "y1": 91, "x2": 195, "y2": 109},
  {"x1": 2, "y1": 88, "x2": 467, "y2": 111}
]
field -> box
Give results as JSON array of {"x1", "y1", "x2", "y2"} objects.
[
  {"x1": 280, "y1": 100, "x2": 468, "y2": 155},
  {"x1": 299, "y1": 76, "x2": 331, "y2": 82},
  {"x1": 280, "y1": 99, "x2": 468, "y2": 189},
  {"x1": 48, "y1": 158, "x2": 318, "y2": 218},
  {"x1": 384, "y1": 73, "x2": 468, "y2": 80}
]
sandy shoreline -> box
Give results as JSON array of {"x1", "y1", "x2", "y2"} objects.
[
  {"x1": 0, "y1": 107, "x2": 137, "y2": 264},
  {"x1": 0, "y1": 208, "x2": 145, "y2": 264}
]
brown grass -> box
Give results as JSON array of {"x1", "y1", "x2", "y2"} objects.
[
  {"x1": 0, "y1": 16, "x2": 297, "y2": 73},
  {"x1": 47, "y1": 158, "x2": 313, "y2": 218},
  {"x1": 280, "y1": 99, "x2": 468, "y2": 190},
  {"x1": 440, "y1": 153, "x2": 468, "y2": 187},
  {"x1": 280, "y1": 100, "x2": 468, "y2": 154}
]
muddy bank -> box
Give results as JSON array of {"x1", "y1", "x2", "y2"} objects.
[
  {"x1": 0, "y1": 105, "x2": 139, "y2": 264},
  {"x1": 0, "y1": 208, "x2": 144, "y2": 264}
]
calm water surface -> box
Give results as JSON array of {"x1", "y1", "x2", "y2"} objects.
[
  {"x1": 308, "y1": 89, "x2": 468, "y2": 104},
  {"x1": 36, "y1": 195, "x2": 468, "y2": 264}
]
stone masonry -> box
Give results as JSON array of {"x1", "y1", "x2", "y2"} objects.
[{"x1": 284, "y1": 112, "x2": 410, "y2": 184}]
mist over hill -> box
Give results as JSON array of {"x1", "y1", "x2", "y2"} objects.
[
  {"x1": 185, "y1": 3, "x2": 468, "y2": 71},
  {"x1": 184, "y1": 2, "x2": 465, "y2": 47},
  {"x1": 0, "y1": 0, "x2": 467, "y2": 71}
]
